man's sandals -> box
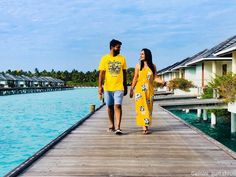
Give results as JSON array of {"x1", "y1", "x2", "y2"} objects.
[{"x1": 115, "y1": 129, "x2": 123, "y2": 135}]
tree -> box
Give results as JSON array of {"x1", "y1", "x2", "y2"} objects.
[
  {"x1": 168, "y1": 78, "x2": 194, "y2": 92},
  {"x1": 209, "y1": 72, "x2": 236, "y2": 103},
  {"x1": 127, "y1": 67, "x2": 135, "y2": 85},
  {"x1": 34, "y1": 68, "x2": 40, "y2": 77}
]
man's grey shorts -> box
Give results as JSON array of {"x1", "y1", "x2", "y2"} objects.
[{"x1": 104, "y1": 91, "x2": 124, "y2": 106}]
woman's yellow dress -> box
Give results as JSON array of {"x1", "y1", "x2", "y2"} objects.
[{"x1": 135, "y1": 66, "x2": 154, "y2": 127}]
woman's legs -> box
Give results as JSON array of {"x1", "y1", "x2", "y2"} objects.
[{"x1": 142, "y1": 126, "x2": 149, "y2": 134}]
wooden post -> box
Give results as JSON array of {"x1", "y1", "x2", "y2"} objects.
[
  {"x1": 212, "y1": 61, "x2": 216, "y2": 78},
  {"x1": 211, "y1": 112, "x2": 216, "y2": 125},
  {"x1": 202, "y1": 63, "x2": 205, "y2": 87},
  {"x1": 230, "y1": 52, "x2": 236, "y2": 134},
  {"x1": 197, "y1": 109, "x2": 201, "y2": 118},
  {"x1": 90, "y1": 104, "x2": 95, "y2": 113},
  {"x1": 203, "y1": 109, "x2": 207, "y2": 121},
  {"x1": 232, "y1": 52, "x2": 236, "y2": 74},
  {"x1": 231, "y1": 113, "x2": 236, "y2": 134},
  {"x1": 179, "y1": 69, "x2": 182, "y2": 78}
]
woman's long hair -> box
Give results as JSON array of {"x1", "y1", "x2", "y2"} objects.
[{"x1": 140, "y1": 48, "x2": 155, "y2": 74}]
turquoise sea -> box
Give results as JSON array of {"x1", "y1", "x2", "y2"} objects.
[
  {"x1": 0, "y1": 88, "x2": 102, "y2": 176},
  {"x1": 170, "y1": 110, "x2": 236, "y2": 153}
]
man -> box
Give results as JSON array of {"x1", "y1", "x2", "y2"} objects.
[{"x1": 98, "y1": 39, "x2": 127, "y2": 135}]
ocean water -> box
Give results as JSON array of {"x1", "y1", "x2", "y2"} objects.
[
  {"x1": 170, "y1": 110, "x2": 236, "y2": 153},
  {"x1": 0, "y1": 88, "x2": 102, "y2": 176}
]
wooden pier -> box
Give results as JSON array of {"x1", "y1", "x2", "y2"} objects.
[
  {"x1": 156, "y1": 98, "x2": 227, "y2": 110},
  {"x1": 15, "y1": 96, "x2": 236, "y2": 176}
]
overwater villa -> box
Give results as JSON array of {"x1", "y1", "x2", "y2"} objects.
[
  {"x1": 0, "y1": 74, "x2": 8, "y2": 87},
  {"x1": 169, "y1": 49, "x2": 208, "y2": 88},
  {"x1": 157, "y1": 35, "x2": 236, "y2": 95},
  {"x1": 0, "y1": 74, "x2": 67, "y2": 95},
  {"x1": 213, "y1": 39, "x2": 236, "y2": 133},
  {"x1": 157, "y1": 49, "x2": 208, "y2": 94},
  {"x1": 185, "y1": 36, "x2": 235, "y2": 87},
  {"x1": 0, "y1": 74, "x2": 64, "y2": 88},
  {"x1": 157, "y1": 35, "x2": 236, "y2": 133}
]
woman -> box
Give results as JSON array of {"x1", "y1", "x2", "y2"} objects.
[{"x1": 130, "y1": 48, "x2": 165, "y2": 134}]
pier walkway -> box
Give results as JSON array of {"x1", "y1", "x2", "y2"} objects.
[
  {"x1": 156, "y1": 98, "x2": 227, "y2": 110},
  {"x1": 18, "y1": 97, "x2": 236, "y2": 177}
]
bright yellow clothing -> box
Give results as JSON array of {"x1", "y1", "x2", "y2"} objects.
[
  {"x1": 98, "y1": 54, "x2": 127, "y2": 91},
  {"x1": 135, "y1": 66, "x2": 154, "y2": 127}
]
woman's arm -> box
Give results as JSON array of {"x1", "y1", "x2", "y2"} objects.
[
  {"x1": 153, "y1": 65, "x2": 165, "y2": 84},
  {"x1": 130, "y1": 64, "x2": 139, "y2": 98}
]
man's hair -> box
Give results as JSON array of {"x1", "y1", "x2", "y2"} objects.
[{"x1": 110, "y1": 39, "x2": 122, "y2": 49}]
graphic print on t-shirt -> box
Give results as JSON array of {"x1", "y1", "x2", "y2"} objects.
[{"x1": 108, "y1": 61, "x2": 121, "y2": 76}]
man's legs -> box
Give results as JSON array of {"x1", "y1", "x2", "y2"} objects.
[
  {"x1": 107, "y1": 105, "x2": 115, "y2": 129},
  {"x1": 104, "y1": 91, "x2": 115, "y2": 131},
  {"x1": 104, "y1": 91, "x2": 124, "y2": 133},
  {"x1": 114, "y1": 91, "x2": 124, "y2": 132},
  {"x1": 114, "y1": 104, "x2": 122, "y2": 130}
]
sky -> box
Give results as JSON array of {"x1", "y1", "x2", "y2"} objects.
[{"x1": 0, "y1": 0, "x2": 236, "y2": 72}]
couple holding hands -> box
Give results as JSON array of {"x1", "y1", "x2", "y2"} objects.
[{"x1": 98, "y1": 39, "x2": 165, "y2": 135}]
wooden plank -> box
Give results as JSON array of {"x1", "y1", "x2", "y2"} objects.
[{"x1": 19, "y1": 96, "x2": 236, "y2": 176}]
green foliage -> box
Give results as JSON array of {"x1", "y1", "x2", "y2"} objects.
[
  {"x1": 208, "y1": 72, "x2": 236, "y2": 103},
  {"x1": 66, "y1": 81, "x2": 98, "y2": 87},
  {"x1": 126, "y1": 67, "x2": 135, "y2": 85},
  {"x1": 154, "y1": 82, "x2": 164, "y2": 88},
  {"x1": 201, "y1": 86, "x2": 213, "y2": 99},
  {"x1": 168, "y1": 78, "x2": 194, "y2": 92}
]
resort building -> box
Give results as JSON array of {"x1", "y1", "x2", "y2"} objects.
[
  {"x1": 156, "y1": 34, "x2": 236, "y2": 133},
  {"x1": 0, "y1": 74, "x2": 64, "y2": 88},
  {"x1": 157, "y1": 61, "x2": 180, "y2": 82},
  {"x1": 214, "y1": 39, "x2": 236, "y2": 133},
  {"x1": 184, "y1": 35, "x2": 235, "y2": 88},
  {"x1": 157, "y1": 35, "x2": 236, "y2": 95},
  {"x1": 214, "y1": 41, "x2": 236, "y2": 74},
  {"x1": 170, "y1": 49, "x2": 208, "y2": 87},
  {"x1": 2, "y1": 73, "x2": 17, "y2": 88},
  {"x1": 21, "y1": 75, "x2": 34, "y2": 87},
  {"x1": 0, "y1": 74, "x2": 7, "y2": 87}
]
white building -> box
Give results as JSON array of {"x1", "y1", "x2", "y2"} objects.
[
  {"x1": 185, "y1": 36, "x2": 235, "y2": 88},
  {"x1": 214, "y1": 42, "x2": 236, "y2": 133},
  {"x1": 157, "y1": 62, "x2": 180, "y2": 82},
  {"x1": 169, "y1": 50, "x2": 207, "y2": 87},
  {"x1": 0, "y1": 74, "x2": 64, "y2": 88},
  {"x1": 0, "y1": 74, "x2": 8, "y2": 87},
  {"x1": 157, "y1": 35, "x2": 236, "y2": 94}
]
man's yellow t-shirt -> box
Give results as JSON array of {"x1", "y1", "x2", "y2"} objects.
[{"x1": 98, "y1": 54, "x2": 127, "y2": 91}]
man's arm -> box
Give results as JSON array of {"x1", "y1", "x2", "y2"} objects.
[
  {"x1": 98, "y1": 70, "x2": 105, "y2": 95},
  {"x1": 123, "y1": 69, "x2": 127, "y2": 96}
]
